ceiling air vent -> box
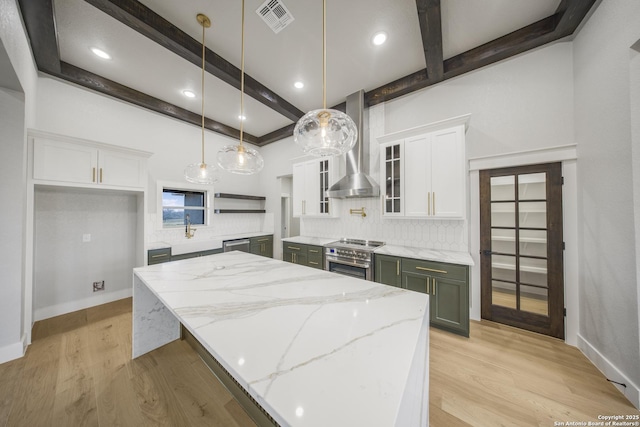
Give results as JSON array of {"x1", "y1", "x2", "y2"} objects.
[{"x1": 256, "y1": 0, "x2": 294, "y2": 34}]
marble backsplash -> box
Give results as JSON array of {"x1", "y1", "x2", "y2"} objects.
[
  {"x1": 300, "y1": 197, "x2": 468, "y2": 252},
  {"x1": 146, "y1": 212, "x2": 274, "y2": 246}
]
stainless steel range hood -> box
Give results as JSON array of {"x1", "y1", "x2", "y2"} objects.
[{"x1": 326, "y1": 90, "x2": 380, "y2": 198}]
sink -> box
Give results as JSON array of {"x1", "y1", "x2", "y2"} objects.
[{"x1": 171, "y1": 239, "x2": 223, "y2": 256}]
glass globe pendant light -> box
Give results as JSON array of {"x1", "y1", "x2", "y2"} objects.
[
  {"x1": 293, "y1": 0, "x2": 357, "y2": 157},
  {"x1": 217, "y1": 0, "x2": 264, "y2": 175},
  {"x1": 185, "y1": 14, "x2": 219, "y2": 184}
]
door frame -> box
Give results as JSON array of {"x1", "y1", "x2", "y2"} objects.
[{"x1": 468, "y1": 145, "x2": 578, "y2": 345}]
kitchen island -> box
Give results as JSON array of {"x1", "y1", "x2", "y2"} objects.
[{"x1": 133, "y1": 251, "x2": 429, "y2": 427}]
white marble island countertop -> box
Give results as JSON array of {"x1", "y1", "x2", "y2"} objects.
[{"x1": 133, "y1": 251, "x2": 429, "y2": 427}]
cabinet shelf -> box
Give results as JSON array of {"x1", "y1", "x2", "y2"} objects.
[
  {"x1": 213, "y1": 209, "x2": 266, "y2": 214},
  {"x1": 214, "y1": 193, "x2": 265, "y2": 201},
  {"x1": 492, "y1": 262, "x2": 547, "y2": 274},
  {"x1": 491, "y1": 236, "x2": 546, "y2": 244}
]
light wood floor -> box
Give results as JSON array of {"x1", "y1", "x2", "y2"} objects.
[{"x1": 0, "y1": 298, "x2": 637, "y2": 426}]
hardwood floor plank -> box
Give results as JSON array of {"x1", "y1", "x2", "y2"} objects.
[{"x1": 1, "y1": 299, "x2": 637, "y2": 427}]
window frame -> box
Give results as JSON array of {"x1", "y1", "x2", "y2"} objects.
[{"x1": 156, "y1": 180, "x2": 214, "y2": 230}]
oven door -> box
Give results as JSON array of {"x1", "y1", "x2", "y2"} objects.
[{"x1": 325, "y1": 256, "x2": 372, "y2": 281}]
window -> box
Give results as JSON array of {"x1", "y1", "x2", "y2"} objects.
[{"x1": 162, "y1": 188, "x2": 207, "y2": 227}]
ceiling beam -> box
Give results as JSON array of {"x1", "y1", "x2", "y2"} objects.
[
  {"x1": 16, "y1": 0, "x2": 60, "y2": 74},
  {"x1": 83, "y1": 0, "x2": 305, "y2": 122},
  {"x1": 367, "y1": 0, "x2": 596, "y2": 107},
  {"x1": 416, "y1": 0, "x2": 443, "y2": 82},
  {"x1": 57, "y1": 62, "x2": 259, "y2": 144}
]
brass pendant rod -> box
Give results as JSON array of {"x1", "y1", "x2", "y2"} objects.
[
  {"x1": 239, "y1": 0, "x2": 245, "y2": 147},
  {"x1": 322, "y1": 0, "x2": 326, "y2": 110},
  {"x1": 200, "y1": 16, "x2": 206, "y2": 165}
]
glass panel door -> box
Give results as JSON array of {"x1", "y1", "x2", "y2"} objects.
[{"x1": 480, "y1": 163, "x2": 564, "y2": 339}]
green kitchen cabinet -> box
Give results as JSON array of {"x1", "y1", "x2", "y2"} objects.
[
  {"x1": 148, "y1": 248, "x2": 172, "y2": 265},
  {"x1": 376, "y1": 253, "x2": 470, "y2": 337},
  {"x1": 374, "y1": 254, "x2": 402, "y2": 288},
  {"x1": 171, "y1": 248, "x2": 222, "y2": 261},
  {"x1": 282, "y1": 242, "x2": 323, "y2": 269},
  {"x1": 250, "y1": 235, "x2": 273, "y2": 258}
]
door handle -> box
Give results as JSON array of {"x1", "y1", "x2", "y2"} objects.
[{"x1": 481, "y1": 250, "x2": 493, "y2": 256}]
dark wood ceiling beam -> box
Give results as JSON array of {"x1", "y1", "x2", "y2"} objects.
[
  {"x1": 83, "y1": 0, "x2": 305, "y2": 122},
  {"x1": 416, "y1": 0, "x2": 443, "y2": 82},
  {"x1": 57, "y1": 62, "x2": 258, "y2": 144},
  {"x1": 16, "y1": 0, "x2": 60, "y2": 74},
  {"x1": 554, "y1": 0, "x2": 598, "y2": 37}
]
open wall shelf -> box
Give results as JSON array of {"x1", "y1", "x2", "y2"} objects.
[{"x1": 213, "y1": 193, "x2": 266, "y2": 214}]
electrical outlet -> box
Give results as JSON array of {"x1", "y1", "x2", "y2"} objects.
[{"x1": 93, "y1": 281, "x2": 105, "y2": 292}]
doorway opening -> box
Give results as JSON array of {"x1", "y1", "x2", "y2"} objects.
[{"x1": 479, "y1": 162, "x2": 564, "y2": 339}]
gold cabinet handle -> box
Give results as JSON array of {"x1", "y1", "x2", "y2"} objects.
[
  {"x1": 309, "y1": 249, "x2": 319, "y2": 253},
  {"x1": 257, "y1": 238, "x2": 269, "y2": 242},
  {"x1": 416, "y1": 266, "x2": 448, "y2": 274},
  {"x1": 433, "y1": 278, "x2": 437, "y2": 295},
  {"x1": 427, "y1": 280, "x2": 430, "y2": 294},
  {"x1": 288, "y1": 246, "x2": 300, "y2": 251},
  {"x1": 302, "y1": 200, "x2": 306, "y2": 215},
  {"x1": 309, "y1": 261, "x2": 319, "y2": 265},
  {"x1": 433, "y1": 192, "x2": 436, "y2": 215},
  {"x1": 428, "y1": 192, "x2": 431, "y2": 216},
  {"x1": 99, "y1": 168, "x2": 103, "y2": 183},
  {"x1": 396, "y1": 260, "x2": 400, "y2": 276},
  {"x1": 92, "y1": 167, "x2": 96, "y2": 182},
  {"x1": 150, "y1": 253, "x2": 169, "y2": 259},
  {"x1": 293, "y1": 253, "x2": 296, "y2": 263}
]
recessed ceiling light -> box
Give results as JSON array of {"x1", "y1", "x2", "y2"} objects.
[
  {"x1": 90, "y1": 47, "x2": 111, "y2": 59},
  {"x1": 238, "y1": 115, "x2": 247, "y2": 121},
  {"x1": 372, "y1": 32, "x2": 387, "y2": 46},
  {"x1": 294, "y1": 81, "x2": 304, "y2": 89},
  {"x1": 182, "y1": 90, "x2": 196, "y2": 98}
]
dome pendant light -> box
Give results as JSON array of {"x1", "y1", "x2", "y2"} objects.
[
  {"x1": 185, "y1": 14, "x2": 219, "y2": 184},
  {"x1": 217, "y1": 0, "x2": 264, "y2": 175},
  {"x1": 293, "y1": 0, "x2": 357, "y2": 157}
]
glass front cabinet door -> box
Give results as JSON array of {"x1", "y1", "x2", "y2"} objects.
[{"x1": 380, "y1": 141, "x2": 403, "y2": 216}]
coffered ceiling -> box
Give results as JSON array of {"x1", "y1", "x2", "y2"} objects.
[{"x1": 18, "y1": 0, "x2": 597, "y2": 146}]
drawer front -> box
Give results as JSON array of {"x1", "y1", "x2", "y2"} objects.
[
  {"x1": 307, "y1": 245, "x2": 323, "y2": 269},
  {"x1": 148, "y1": 248, "x2": 171, "y2": 265},
  {"x1": 402, "y1": 258, "x2": 468, "y2": 281}
]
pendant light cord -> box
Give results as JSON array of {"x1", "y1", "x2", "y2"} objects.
[
  {"x1": 322, "y1": 0, "x2": 326, "y2": 110},
  {"x1": 201, "y1": 19, "x2": 206, "y2": 165},
  {"x1": 239, "y1": 0, "x2": 245, "y2": 147}
]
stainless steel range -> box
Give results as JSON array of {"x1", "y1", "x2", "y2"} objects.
[{"x1": 324, "y1": 238, "x2": 385, "y2": 281}]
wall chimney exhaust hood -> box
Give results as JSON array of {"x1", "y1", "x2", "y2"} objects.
[{"x1": 326, "y1": 90, "x2": 380, "y2": 198}]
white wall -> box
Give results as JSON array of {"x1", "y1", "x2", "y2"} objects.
[
  {"x1": 33, "y1": 187, "x2": 138, "y2": 320},
  {"x1": 572, "y1": 0, "x2": 640, "y2": 407},
  {"x1": 0, "y1": 0, "x2": 39, "y2": 363}
]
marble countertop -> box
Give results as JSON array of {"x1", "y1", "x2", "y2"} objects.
[
  {"x1": 133, "y1": 251, "x2": 429, "y2": 426},
  {"x1": 281, "y1": 236, "x2": 337, "y2": 246},
  {"x1": 375, "y1": 245, "x2": 475, "y2": 266}
]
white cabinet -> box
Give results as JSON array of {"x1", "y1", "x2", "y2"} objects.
[
  {"x1": 378, "y1": 115, "x2": 469, "y2": 219},
  {"x1": 32, "y1": 136, "x2": 150, "y2": 190},
  {"x1": 293, "y1": 158, "x2": 337, "y2": 217}
]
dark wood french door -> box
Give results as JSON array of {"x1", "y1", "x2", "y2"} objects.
[{"x1": 480, "y1": 162, "x2": 564, "y2": 339}]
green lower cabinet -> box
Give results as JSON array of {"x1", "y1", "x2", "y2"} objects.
[
  {"x1": 375, "y1": 254, "x2": 402, "y2": 287},
  {"x1": 282, "y1": 243, "x2": 322, "y2": 269},
  {"x1": 376, "y1": 254, "x2": 470, "y2": 337},
  {"x1": 250, "y1": 235, "x2": 273, "y2": 258}
]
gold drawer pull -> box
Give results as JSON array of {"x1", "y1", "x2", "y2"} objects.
[
  {"x1": 288, "y1": 246, "x2": 300, "y2": 250},
  {"x1": 416, "y1": 266, "x2": 447, "y2": 274},
  {"x1": 309, "y1": 249, "x2": 319, "y2": 253},
  {"x1": 151, "y1": 253, "x2": 169, "y2": 258},
  {"x1": 92, "y1": 167, "x2": 96, "y2": 182},
  {"x1": 396, "y1": 260, "x2": 399, "y2": 276},
  {"x1": 309, "y1": 261, "x2": 319, "y2": 265},
  {"x1": 257, "y1": 238, "x2": 269, "y2": 242},
  {"x1": 99, "y1": 168, "x2": 103, "y2": 183}
]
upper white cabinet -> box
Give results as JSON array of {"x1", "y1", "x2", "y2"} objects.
[
  {"x1": 378, "y1": 114, "x2": 470, "y2": 219},
  {"x1": 293, "y1": 157, "x2": 338, "y2": 218},
  {"x1": 32, "y1": 133, "x2": 151, "y2": 190}
]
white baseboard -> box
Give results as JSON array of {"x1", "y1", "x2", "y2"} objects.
[
  {"x1": 0, "y1": 334, "x2": 27, "y2": 364},
  {"x1": 577, "y1": 334, "x2": 640, "y2": 409},
  {"x1": 34, "y1": 288, "x2": 133, "y2": 322}
]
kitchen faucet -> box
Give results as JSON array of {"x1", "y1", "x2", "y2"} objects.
[{"x1": 185, "y1": 214, "x2": 196, "y2": 239}]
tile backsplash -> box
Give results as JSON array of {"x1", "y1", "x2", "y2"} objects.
[
  {"x1": 301, "y1": 198, "x2": 468, "y2": 252},
  {"x1": 146, "y1": 213, "x2": 274, "y2": 246}
]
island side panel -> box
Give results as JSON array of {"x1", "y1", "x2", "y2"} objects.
[
  {"x1": 132, "y1": 274, "x2": 180, "y2": 358},
  {"x1": 395, "y1": 304, "x2": 430, "y2": 426}
]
